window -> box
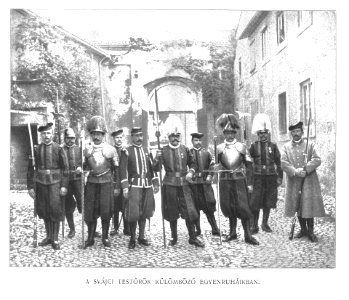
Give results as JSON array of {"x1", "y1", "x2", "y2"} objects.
[
  {"x1": 276, "y1": 12, "x2": 285, "y2": 45},
  {"x1": 300, "y1": 79, "x2": 315, "y2": 136},
  {"x1": 261, "y1": 26, "x2": 268, "y2": 60},
  {"x1": 250, "y1": 39, "x2": 256, "y2": 73},
  {"x1": 238, "y1": 57, "x2": 242, "y2": 86},
  {"x1": 298, "y1": 11, "x2": 313, "y2": 28},
  {"x1": 278, "y1": 92, "x2": 287, "y2": 134}
]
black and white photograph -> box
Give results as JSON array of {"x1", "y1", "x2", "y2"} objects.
[{"x1": 3, "y1": 1, "x2": 347, "y2": 299}]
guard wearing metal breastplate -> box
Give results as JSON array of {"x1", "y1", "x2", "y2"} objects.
[
  {"x1": 83, "y1": 116, "x2": 119, "y2": 249},
  {"x1": 61, "y1": 128, "x2": 83, "y2": 239},
  {"x1": 27, "y1": 122, "x2": 68, "y2": 250},
  {"x1": 249, "y1": 114, "x2": 283, "y2": 234},
  {"x1": 189, "y1": 132, "x2": 220, "y2": 236},
  {"x1": 110, "y1": 129, "x2": 130, "y2": 237},
  {"x1": 154, "y1": 116, "x2": 204, "y2": 248},
  {"x1": 215, "y1": 113, "x2": 259, "y2": 245}
]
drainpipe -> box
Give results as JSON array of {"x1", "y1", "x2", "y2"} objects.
[{"x1": 98, "y1": 55, "x2": 110, "y2": 119}]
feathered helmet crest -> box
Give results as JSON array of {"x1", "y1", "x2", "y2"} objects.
[
  {"x1": 164, "y1": 115, "x2": 184, "y2": 136},
  {"x1": 251, "y1": 113, "x2": 272, "y2": 134},
  {"x1": 216, "y1": 113, "x2": 240, "y2": 133},
  {"x1": 64, "y1": 128, "x2": 76, "y2": 138},
  {"x1": 86, "y1": 116, "x2": 107, "y2": 134}
]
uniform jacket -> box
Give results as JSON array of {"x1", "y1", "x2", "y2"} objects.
[
  {"x1": 27, "y1": 142, "x2": 68, "y2": 189},
  {"x1": 61, "y1": 143, "x2": 82, "y2": 181},
  {"x1": 189, "y1": 147, "x2": 214, "y2": 184},
  {"x1": 120, "y1": 144, "x2": 158, "y2": 189},
  {"x1": 250, "y1": 141, "x2": 283, "y2": 178},
  {"x1": 84, "y1": 142, "x2": 119, "y2": 184},
  {"x1": 217, "y1": 140, "x2": 253, "y2": 185},
  {"x1": 154, "y1": 143, "x2": 197, "y2": 186},
  {"x1": 281, "y1": 139, "x2": 324, "y2": 218},
  {"x1": 113, "y1": 145, "x2": 127, "y2": 189}
]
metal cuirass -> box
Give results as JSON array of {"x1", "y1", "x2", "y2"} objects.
[
  {"x1": 220, "y1": 145, "x2": 243, "y2": 171},
  {"x1": 86, "y1": 146, "x2": 111, "y2": 175}
]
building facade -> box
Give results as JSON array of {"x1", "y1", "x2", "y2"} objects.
[{"x1": 234, "y1": 11, "x2": 336, "y2": 197}]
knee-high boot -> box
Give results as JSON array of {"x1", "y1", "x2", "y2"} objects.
[
  {"x1": 110, "y1": 213, "x2": 119, "y2": 236},
  {"x1": 39, "y1": 219, "x2": 52, "y2": 246},
  {"x1": 224, "y1": 217, "x2": 238, "y2": 242},
  {"x1": 66, "y1": 213, "x2": 75, "y2": 238},
  {"x1": 242, "y1": 218, "x2": 259, "y2": 245},
  {"x1": 169, "y1": 220, "x2": 178, "y2": 246},
  {"x1": 206, "y1": 213, "x2": 220, "y2": 236},
  {"x1": 186, "y1": 219, "x2": 204, "y2": 248},
  {"x1": 261, "y1": 208, "x2": 272, "y2": 232},
  {"x1": 250, "y1": 211, "x2": 260, "y2": 235},
  {"x1": 306, "y1": 218, "x2": 318, "y2": 242},
  {"x1": 138, "y1": 219, "x2": 150, "y2": 246},
  {"x1": 295, "y1": 217, "x2": 308, "y2": 238},
  {"x1": 102, "y1": 219, "x2": 111, "y2": 247},
  {"x1": 84, "y1": 220, "x2": 96, "y2": 249},
  {"x1": 128, "y1": 222, "x2": 137, "y2": 249},
  {"x1": 52, "y1": 221, "x2": 61, "y2": 250},
  {"x1": 195, "y1": 214, "x2": 201, "y2": 236}
]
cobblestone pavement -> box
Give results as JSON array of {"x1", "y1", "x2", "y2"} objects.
[{"x1": 9, "y1": 188, "x2": 335, "y2": 268}]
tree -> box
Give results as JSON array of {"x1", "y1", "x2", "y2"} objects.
[{"x1": 11, "y1": 14, "x2": 101, "y2": 126}]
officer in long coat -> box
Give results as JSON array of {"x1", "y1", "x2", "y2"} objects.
[
  {"x1": 215, "y1": 113, "x2": 259, "y2": 245},
  {"x1": 110, "y1": 129, "x2": 130, "y2": 237},
  {"x1": 120, "y1": 127, "x2": 159, "y2": 249},
  {"x1": 189, "y1": 132, "x2": 220, "y2": 236},
  {"x1": 281, "y1": 121, "x2": 325, "y2": 242},
  {"x1": 249, "y1": 114, "x2": 283, "y2": 234},
  {"x1": 61, "y1": 128, "x2": 82, "y2": 238},
  {"x1": 154, "y1": 116, "x2": 204, "y2": 248},
  {"x1": 83, "y1": 116, "x2": 119, "y2": 249},
  {"x1": 27, "y1": 122, "x2": 68, "y2": 250}
]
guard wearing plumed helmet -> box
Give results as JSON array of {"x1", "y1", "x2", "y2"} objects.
[
  {"x1": 83, "y1": 116, "x2": 120, "y2": 249},
  {"x1": 215, "y1": 113, "x2": 259, "y2": 245},
  {"x1": 249, "y1": 113, "x2": 283, "y2": 235}
]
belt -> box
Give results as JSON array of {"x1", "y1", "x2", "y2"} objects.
[
  {"x1": 194, "y1": 172, "x2": 203, "y2": 178},
  {"x1": 90, "y1": 169, "x2": 111, "y2": 177},
  {"x1": 37, "y1": 169, "x2": 60, "y2": 175}
]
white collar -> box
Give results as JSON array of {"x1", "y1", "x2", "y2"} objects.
[
  {"x1": 224, "y1": 139, "x2": 237, "y2": 146},
  {"x1": 169, "y1": 143, "x2": 181, "y2": 149},
  {"x1": 132, "y1": 143, "x2": 143, "y2": 148},
  {"x1": 43, "y1": 141, "x2": 53, "y2": 146}
]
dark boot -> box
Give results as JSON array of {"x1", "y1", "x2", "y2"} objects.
[
  {"x1": 39, "y1": 219, "x2": 52, "y2": 246},
  {"x1": 94, "y1": 220, "x2": 102, "y2": 238},
  {"x1": 102, "y1": 219, "x2": 111, "y2": 247},
  {"x1": 169, "y1": 220, "x2": 178, "y2": 246},
  {"x1": 110, "y1": 213, "x2": 119, "y2": 237},
  {"x1": 137, "y1": 219, "x2": 150, "y2": 246},
  {"x1": 128, "y1": 222, "x2": 137, "y2": 249},
  {"x1": 186, "y1": 219, "x2": 205, "y2": 248},
  {"x1": 242, "y1": 218, "x2": 259, "y2": 245},
  {"x1": 261, "y1": 208, "x2": 272, "y2": 233},
  {"x1": 295, "y1": 217, "x2": 308, "y2": 238},
  {"x1": 123, "y1": 218, "x2": 131, "y2": 236},
  {"x1": 224, "y1": 217, "x2": 238, "y2": 242},
  {"x1": 250, "y1": 211, "x2": 260, "y2": 235},
  {"x1": 66, "y1": 213, "x2": 76, "y2": 238},
  {"x1": 84, "y1": 221, "x2": 96, "y2": 249},
  {"x1": 206, "y1": 213, "x2": 220, "y2": 236},
  {"x1": 52, "y1": 221, "x2": 61, "y2": 250},
  {"x1": 306, "y1": 218, "x2": 318, "y2": 242},
  {"x1": 195, "y1": 215, "x2": 202, "y2": 236}
]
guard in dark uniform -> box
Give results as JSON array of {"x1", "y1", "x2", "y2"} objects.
[
  {"x1": 189, "y1": 132, "x2": 220, "y2": 236},
  {"x1": 61, "y1": 128, "x2": 83, "y2": 238},
  {"x1": 83, "y1": 116, "x2": 119, "y2": 249},
  {"x1": 120, "y1": 127, "x2": 159, "y2": 249},
  {"x1": 249, "y1": 114, "x2": 283, "y2": 234},
  {"x1": 27, "y1": 122, "x2": 68, "y2": 250},
  {"x1": 215, "y1": 113, "x2": 259, "y2": 245},
  {"x1": 110, "y1": 129, "x2": 130, "y2": 236},
  {"x1": 154, "y1": 117, "x2": 204, "y2": 248}
]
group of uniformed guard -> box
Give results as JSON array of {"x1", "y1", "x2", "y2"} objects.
[{"x1": 27, "y1": 112, "x2": 325, "y2": 251}]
